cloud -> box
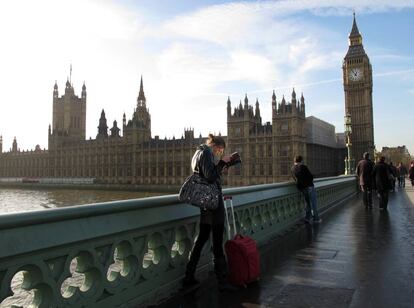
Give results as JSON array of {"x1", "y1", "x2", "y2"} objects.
[{"x1": 1, "y1": 0, "x2": 414, "y2": 151}]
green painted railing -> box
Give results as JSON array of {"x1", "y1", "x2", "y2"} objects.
[{"x1": 0, "y1": 176, "x2": 357, "y2": 307}]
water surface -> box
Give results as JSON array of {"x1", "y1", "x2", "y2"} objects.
[{"x1": 0, "y1": 188, "x2": 167, "y2": 214}]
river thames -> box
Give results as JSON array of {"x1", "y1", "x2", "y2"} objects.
[{"x1": 0, "y1": 187, "x2": 167, "y2": 214}]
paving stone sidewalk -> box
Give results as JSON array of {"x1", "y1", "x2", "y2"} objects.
[{"x1": 159, "y1": 186, "x2": 414, "y2": 308}]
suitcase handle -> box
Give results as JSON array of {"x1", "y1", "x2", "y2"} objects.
[{"x1": 223, "y1": 195, "x2": 237, "y2": 238}]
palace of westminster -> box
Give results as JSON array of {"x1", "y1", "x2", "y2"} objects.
[{"x1": 0, "y1": 16, "x2": 374, "y2": 187}]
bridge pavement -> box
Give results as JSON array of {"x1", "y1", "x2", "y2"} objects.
[{"x1": 157, "y1": 185, "x2": 414, "y2": 308}]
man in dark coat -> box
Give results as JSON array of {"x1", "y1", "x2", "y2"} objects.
[
  {"x1": 372, "y1": 156, "x2": 392, "y2": 210},
  {"x1": 409, "y1": 161, "x2": 414, "y2": 187},
  {"x1": 291, "y1": 155, "x2": 321, "y2": 223},
  {"x1": 389, "y1": 162, "x2": 397, "y2": 192},
  {"x1": 397, "y1": 162, "x2": 408, "y2": 188},
  {"x1": 356, "y1": 152, "x2": 375, "y2": 209}
]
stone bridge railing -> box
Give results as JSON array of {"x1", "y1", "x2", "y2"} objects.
[{"x1": 0, "y1": 176, "x2": 357, "y2": 307}]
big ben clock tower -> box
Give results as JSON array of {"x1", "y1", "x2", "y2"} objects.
[{"x1": 343, "y1": 13, "x2": 374, "y2": 161}]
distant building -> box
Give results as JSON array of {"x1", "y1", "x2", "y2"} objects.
[
  {"x1": 336, "y1": 133, "x2": 346, "y2": 147},
  {"x1": 0, "y1": 78, "x2": 345, "y2": 186},
  {"x1": 306, "y1": 116, "x2": 345, "y2": 177},
  {"x1": 226, "y1": 90, "x2": 306, "y2": 186},
  {"x1": 380, "y1": 146, "x2": 412, "y2": 165},
  {"x1": 306, "y1": 116, "x2": 337, "y2": 148},
  {"x1": 225, "y1": 91, "x2": 345, "y2": 186}
]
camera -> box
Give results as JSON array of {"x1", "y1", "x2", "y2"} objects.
[{"x1": 229, "y1": 152, "x2": 242, "y2": 165}]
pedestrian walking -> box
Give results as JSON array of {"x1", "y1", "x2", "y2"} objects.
[
  {"x1": 373, "y1": 156, "x2": 392, "y2": 210},
  {"x1": 291, "y1": 155, "x2": 321, "y2": 224},
  {"x1": 397, "y1": 162, "x2": 408, "y2": 188},
  {"x1": 409, "y1": 161, "x2": 414, "y2": 187},
  {"x1": 183, "y1": 134, "x2": 240, "y2": 291},
  {"x1": 356, "y1": 152, "x2": 374, "y2": 209},
  {"x1": 389, "y1": 162, "x2": 397, "y2": 192}
]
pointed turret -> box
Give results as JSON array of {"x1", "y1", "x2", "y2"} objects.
[
  {"x1": 12, "y1": 136, "x2": 17, "y2": 152},
  {"x1": 81, "y1": 81, "x2": 87, "y2": 100},
  {"x1": 300, "y1": 92, "x2": 305, "y2": 114},
  {"x1": 64, "y1": 78, "x2": 74, "y2": 95},
  {"x1": 97, "y1": 109, "x2": 108, "y2": 138},
  {"x1": 291, "y1": 88, "x2": 297, "y2": 112},
  {"x1": 137, "y1": 75, "x2": 146, "y2": 107},
  {"x1": 272, "y1": 90, "x2": 277, "y2": 117},
  {"x1": 244, "y1": 94, "x2": 248, "y2": 109},
  {"x1": 110, "y1": 120, "x2": 120, "y2": 137},
  {"x1": 350, "y1": 12, "x2": 360, "y2": 37},
  {"x1": 348, "y1": 12, "x2": 363, "y2": 47},
  {"x1": 227, "y1": 96, "x2": 232, "y2": 117},
  {"x1": 280, "y1": 95, "x2": 286, "y2": 114},
  {"x1": 255, "y1": 98, "x2": 260, "y2": 118},
  {"x1": 53, "y1": 81, "x2": 59, "y2": 101}
]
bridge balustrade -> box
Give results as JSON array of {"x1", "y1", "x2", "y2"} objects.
[{"x1": 0, "y1": 176, "x2": 356, "y2": 307}]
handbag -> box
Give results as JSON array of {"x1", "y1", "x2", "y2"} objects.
[{"x1": 178, "y1": 173, "x2": 220, "y2": 210}]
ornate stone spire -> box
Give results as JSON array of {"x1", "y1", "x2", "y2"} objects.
[
  {"x1": 346, "y1": 13, "x2": 365, "y2": 56},
  {"x1": 255, "y1": 98, "x2": 260, "y2": 118},
  {"x1": 137, "y1": 75, "x2": 146, "y2": 106},
  {"x1": 227, "y1": 96, "x2": 231, "y2": 116},
  {"x1": 350, "y1": 12, "x2": 360, "y2": 37}
]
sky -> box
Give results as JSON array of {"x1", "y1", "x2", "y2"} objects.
[{"x1": 0, "y1": 0, "x2": 413, "y2": 154}]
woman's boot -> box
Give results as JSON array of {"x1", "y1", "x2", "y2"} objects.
[
  {"x1": 183, "y1": 259, "x2": 199, "y2": 287},
  {"x1": 214, "y1": 257, "x2": 237, "y2": 292}
]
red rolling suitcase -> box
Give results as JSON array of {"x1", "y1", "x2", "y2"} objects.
[{"x1": 223, "y1": 196, "x2": 260, "y2": 287}]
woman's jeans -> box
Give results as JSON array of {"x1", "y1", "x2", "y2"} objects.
[
  {"x1": 302, "y1": 186, "x2": 320, "y2": 221},
  {"x1": 186, "y1": 223, "x2": 226, "y2": 279}
]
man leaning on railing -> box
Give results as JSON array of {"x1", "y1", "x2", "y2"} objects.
[{"x1": 291, "y1": 155, "x2": 321, "y2": 224}]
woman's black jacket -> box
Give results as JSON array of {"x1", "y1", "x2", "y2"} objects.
[{"x1": 192, "y1": 144, "x2": 226, "y2": 225}]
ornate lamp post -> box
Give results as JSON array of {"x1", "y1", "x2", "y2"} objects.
[{"x1": 344, "y1": 113, "x2": 355, "y2": 175}]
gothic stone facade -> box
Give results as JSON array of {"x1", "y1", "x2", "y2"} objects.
[
  {"x1": 0, "y1": 78, "x2": 344, "y2": 186},
  {"x1": 0, "y1": 78, "x2": 209, "y2": 185},
  {"x1": 225, "y1": 90, "x2": 307, "y2": 186}
]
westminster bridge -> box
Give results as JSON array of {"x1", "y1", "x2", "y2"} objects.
[{"x1": 1, "y1": 176, "x2": 414, "y2": 308}]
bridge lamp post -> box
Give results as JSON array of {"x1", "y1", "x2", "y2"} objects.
[{"x1": 344, "y1": 113, "x2": 355, "y2": 175}]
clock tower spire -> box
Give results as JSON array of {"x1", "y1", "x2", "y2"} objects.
[{"x1": 343, "y1": 13, "x2": 374, "y2": 162}]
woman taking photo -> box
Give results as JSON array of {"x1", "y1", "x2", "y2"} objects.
[{"x1": 183, "y1": 134, "x2": 239, "y2": 290}]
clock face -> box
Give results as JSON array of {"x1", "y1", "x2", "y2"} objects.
[{"x1": 348, "y1": 68, "x2": 363, "y2": 82}]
